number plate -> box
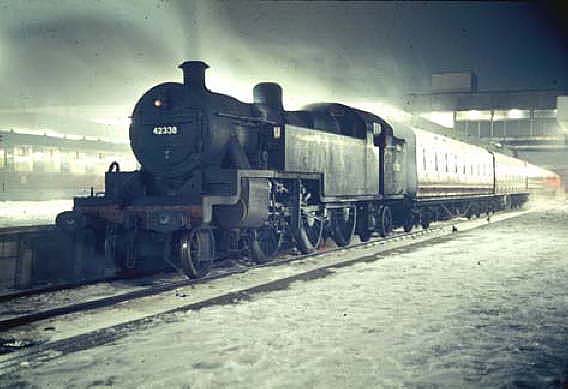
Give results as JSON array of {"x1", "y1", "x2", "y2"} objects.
[{"x1": 152, "y1": 126, "x2": 178, "y2": 135}]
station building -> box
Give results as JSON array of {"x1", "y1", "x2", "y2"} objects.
[{"x1": 0, "y1": 129, "x2": 136, "y2": 200}]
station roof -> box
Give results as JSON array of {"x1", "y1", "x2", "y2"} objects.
[{"x1": 406, "y1": 89, "x2": 568, "y2": 112}]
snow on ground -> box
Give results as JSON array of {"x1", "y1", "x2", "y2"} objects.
[
  {"x1": 2, "y1": 205, "x2": 568, "y2": 388},
  {"x1": 0, "y1": 208, "x2": 529, "y2": 346},
  {"x1": 0, "y1": 200, "x2": 72, "y2": 228}
]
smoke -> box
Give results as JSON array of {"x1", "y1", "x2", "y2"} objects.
[
  {"x1": 0, "y1": 1, "x2": 420, "y2": 113},
  {"x1": 0, "y1": 2, "x2": 183, "y2": 104},
  {"x1": 176, "y1": 1, "x2": 417, "y2": 108},
  {"x1": 0, "y1": 0, "x2": 193, "y2": 137},
  {"x1": 0, "y1": 1, "x2": 566, "y2": 138}
]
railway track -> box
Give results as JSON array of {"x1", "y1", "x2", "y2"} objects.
[
  {"x1": 0, "y1": 209, "x2": 529, "y2": 336},
  {"x1": 0, "y1": 225, "x2": 451, "y2": 332},
  {"x1": 0, "y1": 269, "x2": 174, "y2": 302},
  {"x1": 0, "y1": 207, "x2": 536, "y2": 376}
]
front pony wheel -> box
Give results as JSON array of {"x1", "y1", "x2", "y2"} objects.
[{"x1": 177, "y1": 228, "x2": 216, "y2": 278}]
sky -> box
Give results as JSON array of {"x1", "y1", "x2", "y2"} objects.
[{"x1": 0, "y1": 0, "x2": 566, "y2": 138}]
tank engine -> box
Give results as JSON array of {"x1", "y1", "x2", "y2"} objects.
[{"x1": 56, "y1": 61, "x2": 531, "y2": 278}]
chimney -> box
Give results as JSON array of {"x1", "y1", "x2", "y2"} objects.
[{"x1": 178, "y1": 61, "x2": 209, "y2": 90}]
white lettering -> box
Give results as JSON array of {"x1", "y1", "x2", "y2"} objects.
[{"x1": 152, "y1": 126, "x2": 178, "y2": 135}]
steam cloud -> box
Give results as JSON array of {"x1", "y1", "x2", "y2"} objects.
[{"x1": 0, "y1": 0, "x2": 566, "y2": 139}]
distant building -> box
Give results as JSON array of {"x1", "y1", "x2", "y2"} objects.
[
  {"x1": 404, "y1": 73, "x2": 568, "y2": 191},
  {"x1": 0, "y1": 129, "x2": 136, "y2": 200}
]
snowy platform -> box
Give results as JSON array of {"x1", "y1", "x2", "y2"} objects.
[{"x1": 1, "y1": 204, "x2": 568, "y2": 387}]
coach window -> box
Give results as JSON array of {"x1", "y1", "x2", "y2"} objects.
[
  {"x1": 444, "y1": 153, "x2": 448, "y2": 172},
  {"x1": 422, "y1": 148, "x2": 427, "y2": 171}
]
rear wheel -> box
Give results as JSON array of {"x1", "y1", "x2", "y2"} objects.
[
  {"x1": 475, "y1": 205, "x2": 481, "y2": 218},
  {"x1": 420, "y1": 208, "x2": 432, "y2": 229},
  {"x1": 332, "y1": 206, "x2": 356, "y2": 247},
  {"x1": 377, "y1": 206, "x2": 393, "y2": 237},
  {"x1": 178, "y1": 229, "x2": 215, "y2": 278},
  {"x1": 403, "y1": 214, "x2": 414, "y2": 233},
  {"x1": 357, "y1": 206, "x2": 372, "y2": 242},
  {"x1": 359, "y1": 229, "x2": 372, "y2": 242}
]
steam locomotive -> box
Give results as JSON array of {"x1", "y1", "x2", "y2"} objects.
[{"x1": 56, "y1": 61, "x2": 532, "y2": 278}]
